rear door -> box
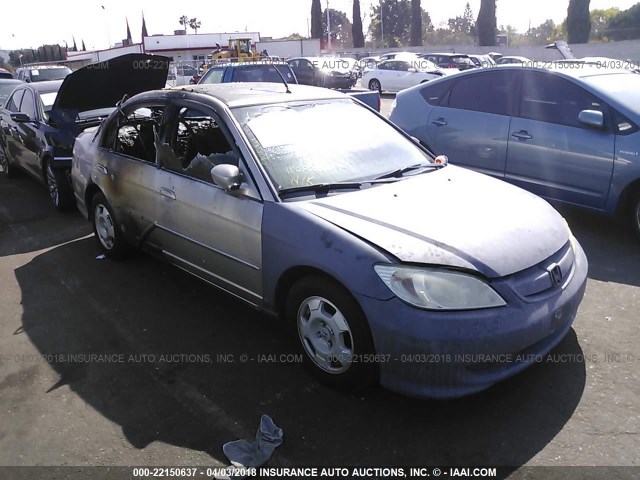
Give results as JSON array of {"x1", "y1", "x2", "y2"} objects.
[
  {"x1": 506, "y1": 70, "x2": 615, "y2": 209},
  {"x1": 427, "y1": 70, "x2": 516, "y2": 177},
  {"x1": 97, "y1": 103, "x2": 167, "y2": 245},
  {"x1": 288, "y1": 59, "x2": 315, "y2": 86}
]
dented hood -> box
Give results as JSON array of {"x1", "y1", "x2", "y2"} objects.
[
  {"x1": 52, "y1": 54, "x2": 169, "y2": 113},
  {"x1": 298, "y1": 166, "x2": 569, "y2": 278}
]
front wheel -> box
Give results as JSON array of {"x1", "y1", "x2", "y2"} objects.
[
  {"x1": 90, "y1": 192, "x2": 130, "y2": 260},
  {"x1": 368, "y1": 79, "x2": 382, "y2": 93},
  {"x1": 285, "y1": 276, "x2": 378, "y2": 392},
  {"x1": 45, "y1": 163, "x2": 75, "y2": 211},
  {"x1": 0, "y1": 147, "x2": 16, "y2": 178},
  {"x1": 630, "y1": 192, "x2": 640, "y2": 240}
]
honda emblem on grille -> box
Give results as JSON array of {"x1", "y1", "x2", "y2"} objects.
[{"x1": 547, "y1": 263, "x2": 563, "y2": 287}]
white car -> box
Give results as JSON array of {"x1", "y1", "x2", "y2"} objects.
[{"x1": 362, "y1": 58, "x2": 445, "y2": 93}]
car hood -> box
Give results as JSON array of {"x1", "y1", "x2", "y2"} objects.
[
  {"x1": 297, "y1": 166, "x2": 569, "y2": 278},
  {"x1": 52, "y1": 53, "x2": 169, "y2": 114}
]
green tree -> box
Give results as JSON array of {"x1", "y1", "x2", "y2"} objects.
[
  {"x1": 322, "y1": 8, "x2": 352, "y2": 48},
  {"x1": 477, "y1": 0, "x2": 496, "y2": 46},
  {"x1": 353, "y1": 0, "x2": 365, "y2": 47},
  {"x1": 606, "y1": 4, "x2": 640, "y2": 41},
  {"x1": 590, "y1": 8, "x2": 619, "y2": 41},
  {"x1": 410, "y1": 0, "x2": 423, "y2": 46},
  {"x1": 526, "y1": 19, "x2": 557, "y2": 44},
  {"x1": 567, "y1": 0, "x2": 591, "y2": 43},
  {"x1": 368, "y1": 0, "x2": 413, "y2": 48},
  {"x1": 311, "y1": 0, "x2": 323, "y2": 39}
]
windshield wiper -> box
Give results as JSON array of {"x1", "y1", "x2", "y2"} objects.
[
  {"x1": 374, "y1": 161, "x2": 443, "y2": 180},
  {"x1": 278, "y1": 178, "x2": 398, "y2": 197}
]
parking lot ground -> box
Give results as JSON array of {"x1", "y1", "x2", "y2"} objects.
[{"x1": 0, "y1": 170, "x2": 639, "y2": 476}]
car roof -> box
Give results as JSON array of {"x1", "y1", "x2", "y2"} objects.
[
  {"x1": 437, "y1": 64, "x2": 632, "y2": 80},
  {"x1": 28, "y1": 80, "x2": 64, "y2": 93},
  {"x1": 173, "y1": 82, "x2": 346, "y2": 108},
  {"x1": 214, "y1": 61, "x2": 291, "y2": 68},
  {"x1": 0, "y1": 79, "x2": 22, "y2": 84},
  {"x1": 20, "y1": 65, "x2": 69, "y2": 70},
  {"x1": 424, "y1": 52, "x2": 469, "y2": 57}
]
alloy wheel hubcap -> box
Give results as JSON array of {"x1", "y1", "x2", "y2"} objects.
[
  {"x1": 297, "y1": 296, "x2": 354, "y2": 374},
  {"x1": 94, "y1": 204, "x2": 115, "y2": 250},
  {"x1": 46, "y1": 166, "x2": 59, "y2": 205}
]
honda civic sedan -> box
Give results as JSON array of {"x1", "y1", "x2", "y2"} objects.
[{"x1": 71, "y1": 83, "x2": 587, "y2": 398}]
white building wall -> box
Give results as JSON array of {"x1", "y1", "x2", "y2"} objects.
[{"x1": 256, "y1": 39, "x2": 321, "y2": 58}]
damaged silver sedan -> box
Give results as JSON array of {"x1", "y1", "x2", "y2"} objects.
[{"x1": 71, "y1": 83, "x2": 587, "y2": 398}]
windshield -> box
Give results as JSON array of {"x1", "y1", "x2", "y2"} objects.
[
  {"x1": 232, "y1": 99, "x2": 433, "y2": 192},
  {"x1": 29, "y1": 67, "x2": 72, "y2": 82},
  {"x1": 582, "y1": 73, "x2": 640, "y2": 116}
]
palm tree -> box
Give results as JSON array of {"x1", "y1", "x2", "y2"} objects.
[
  {"x1": 179, "y1": 15, "x2": 189, "y2": 33},
  {"x1": 189, "y1": 17, "x2": 202, "y2": 35}
]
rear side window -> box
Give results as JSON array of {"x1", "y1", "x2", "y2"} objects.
[
  {"x1": 518, "y1": 71, "x2": 607, "y2": 129},
  {"x1": 200, "y1": 68, "x2": 224, "y2": 84},
  {"x1": 420, "y1": 79, "x2": 453, "y2": 106},
  {"x1": 448, "y1": 72, "x2": 514, "y2": 115}
]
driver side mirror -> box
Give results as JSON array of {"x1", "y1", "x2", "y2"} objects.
[
  {"x1": 578, "y1": 109, "x2": 605, "y2": 129},
  {"x1": 211, "y1": 164, "x2": 242, "y2": 191},
  {"x1": 10, "y1": 112, "x2": 31, "y2": 123}
]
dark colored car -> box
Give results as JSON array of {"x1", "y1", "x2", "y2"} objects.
[
  {"x1": 419, "y1": 53, "x2": 476, "y2": 71},
  {"x1": 198, "y1": 61, "x2": 298, "y2": 85},
  {"x1": 0, "y1": 79, "x2": 23, "y2": 106},
  {"x1": 0, "y1": 54, "x2": 169, "y2": 210},
  {"x1": 16, "y1": 65, "x2": 73, "y2": 83},
  {"x1": 0, "y1": 68, "x2": 13, "y2": 80},
  {"x1": 287, "y1": 57, "x2": 356, "y2": 89}
]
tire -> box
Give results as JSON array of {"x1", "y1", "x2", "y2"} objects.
[
  {"x1": 630, "y1": 192, "x2": 640, "y2": 241},
  {"x1": 45, "y1": 162, "x2": 75, "y2": 211},
  {"x1": 90, "y1": 192, "x2": 130, "y2": 260},
  {"x1": 0, "y1": 147, "x2": 16, "y2": 178},
  {"x1": 285, "y1": 276, "x2": 378, "y2": 392},
  {"x1": 368, "y1": 79, "x2": 382, "y2": 93}
]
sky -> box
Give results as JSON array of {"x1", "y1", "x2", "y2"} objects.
[{"x1": 1, "y1": 0, "x2": 638, "y2": 51}]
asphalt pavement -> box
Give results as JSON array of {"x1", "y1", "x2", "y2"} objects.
[{"x1": 0, "y1": 144, "x2": 638, "y2": 477}]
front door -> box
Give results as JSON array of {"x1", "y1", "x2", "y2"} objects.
[{"x1": 154, "y1": 101, "x2": 264, "y2": 305}]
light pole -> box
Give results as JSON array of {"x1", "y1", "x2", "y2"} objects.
[
  {"x1": 100, "y1": 5, "x2": 112, "y2": 49},
  {"x1": 326, "y1": 0, "x2": 331, "y2": 51},
  {"x1": 380, "y1": 0, "x2": 385, "y2": 48}
]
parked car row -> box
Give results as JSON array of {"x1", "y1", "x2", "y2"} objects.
[{"x1": 0, "y1": 55, "x2": 590, "y2": 399}]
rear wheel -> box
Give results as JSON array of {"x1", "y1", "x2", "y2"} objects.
[
  {"x1": 45, "y1": 162, "x2": 75, "y2": 211},
  {"x1": 368, "y1": 79, "x2": 382, "y2": 93},
  {"x1": 90, "y1": 192, "x2": 130, "y2": 260},
  {"x1": 286, "y1": 276, "x2": 378, "y2": 392}
]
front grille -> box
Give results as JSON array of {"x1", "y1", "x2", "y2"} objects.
[{"x1": 508, "y1": 241, "x2": 575, "y2": 301}]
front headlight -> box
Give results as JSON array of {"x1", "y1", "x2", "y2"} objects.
[{"x1": 374, "y1": 265, "x2": 506, "y2": 310}]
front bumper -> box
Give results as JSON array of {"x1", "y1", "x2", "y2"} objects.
[{"x1": 356, "y1": 240, "x2": 588, "y2": 399}]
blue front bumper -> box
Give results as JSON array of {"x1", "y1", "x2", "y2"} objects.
[{"x1": 356, "y1": 240, "x2": 588, "y2": 399}]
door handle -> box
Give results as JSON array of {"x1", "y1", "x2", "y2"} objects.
[
  {"x1": 431, "y1": 117, "x2": 447, "y2": 126},
  {"x1": 511, "y1": 130, "x2": 532, "y2": 140},
  {"x1": 96, "y1": 164, "x2": 108, "y2": 175},
  {"x1": 160, "y1": 187, "x2": 176, "y2": 200}
]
